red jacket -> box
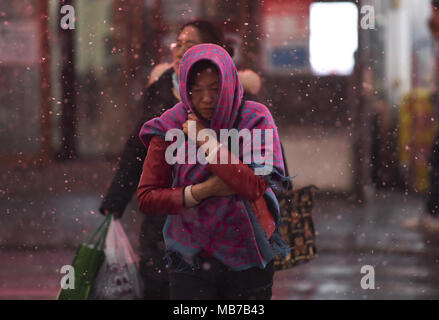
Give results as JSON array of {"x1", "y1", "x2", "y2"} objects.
[{"x1": 137, "y1": 136, "x2": 275, "y2": 237}]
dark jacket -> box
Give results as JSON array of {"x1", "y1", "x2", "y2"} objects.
[
  {"x1": 427, "y1": 134, "x2": 439, "y2": 216},
  {"x1": 99, "y1": 67, "x2": 178, "y2": 216}
]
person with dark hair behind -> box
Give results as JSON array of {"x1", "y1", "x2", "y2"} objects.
[{"x1": 99, "y1": 19, "x2": 263, "y2": 299}]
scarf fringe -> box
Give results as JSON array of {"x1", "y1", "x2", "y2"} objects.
[{"x1": 269, "y1": 228, "x2": 290, "y2": 259}]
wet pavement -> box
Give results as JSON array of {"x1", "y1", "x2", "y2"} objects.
[
  {"x1": 1, "y1": 160, "x2": 438, "y2": 299},
  {"x1": 273, "y1": 193, "x2": 439, "y2": 300}
]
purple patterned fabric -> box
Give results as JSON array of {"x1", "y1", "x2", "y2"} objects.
[{"x1": 139, "y1": 44, "x2": 286, "y2": 270}]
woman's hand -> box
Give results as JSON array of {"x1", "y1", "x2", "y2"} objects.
[
  {"x1": 182, "y1": 113, "x2": 210, "y2": 147},
  {"x1": 103, "y1": 209, "x2": 120, "y2": 220},
  {"x1": 191, "y1": 175, "x2": 236, "y2": 202}
]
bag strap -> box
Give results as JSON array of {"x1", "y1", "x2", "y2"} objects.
[
  {"x1": 86, "y1": 214, "x2": 112, "y2": 249},
  {"x1": 280, "y1": 143, "x2": 290, "y2": 177},
  {"x1": 95, "y1": 216, "x2": 112, "y2": 251}
]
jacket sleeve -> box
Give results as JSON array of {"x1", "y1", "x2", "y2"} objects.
[
  {"x1": 137, "y1": 136, "x2": 185, "y2": 215},
  {"x1": 207, "y1": 145, "x2": 269, "y2": 202},
  {"x1": 99, "y1": 83, "x2": 165, "y2": 216}
]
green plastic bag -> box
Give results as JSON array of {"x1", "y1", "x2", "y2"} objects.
[{"x1": 57, "y1": 214, "x2": 112, "y2": 300}]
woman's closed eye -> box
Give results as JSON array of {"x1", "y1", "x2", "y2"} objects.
[{"x1": 191, "y1": 86, "x2": 218, "y2": 92}]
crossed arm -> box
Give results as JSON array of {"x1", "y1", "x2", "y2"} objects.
[{"x1": 136, "y1": 135, "x2": 269, "y2": 215}]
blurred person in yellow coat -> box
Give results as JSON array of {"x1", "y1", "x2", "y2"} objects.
[{"x1": 404, "y1": 0, "x2": 439, "y2": 231}]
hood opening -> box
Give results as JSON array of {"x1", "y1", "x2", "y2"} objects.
[
  {"x1": 186, "y1": 59, "x2": 222, "y2": 126},
  {"x1": 178, "y1": 44, "x2": 243, "y2": 132}
]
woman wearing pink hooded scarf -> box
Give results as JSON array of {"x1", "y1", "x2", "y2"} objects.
[{"x1": 137, "y1": 44, "x2": 290, "y2": 299}]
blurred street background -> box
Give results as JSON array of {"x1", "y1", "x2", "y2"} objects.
[{"x1": 1, "y1": 0, "x2": 439, "y2": 299}]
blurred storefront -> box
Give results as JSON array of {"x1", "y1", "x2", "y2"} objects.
[
  {"x1": 366, "y1": 0, "x2": 439, "y2": 193},
  {"x1": 0, "y1": 1, "x2": 51, "y2": 165}
]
